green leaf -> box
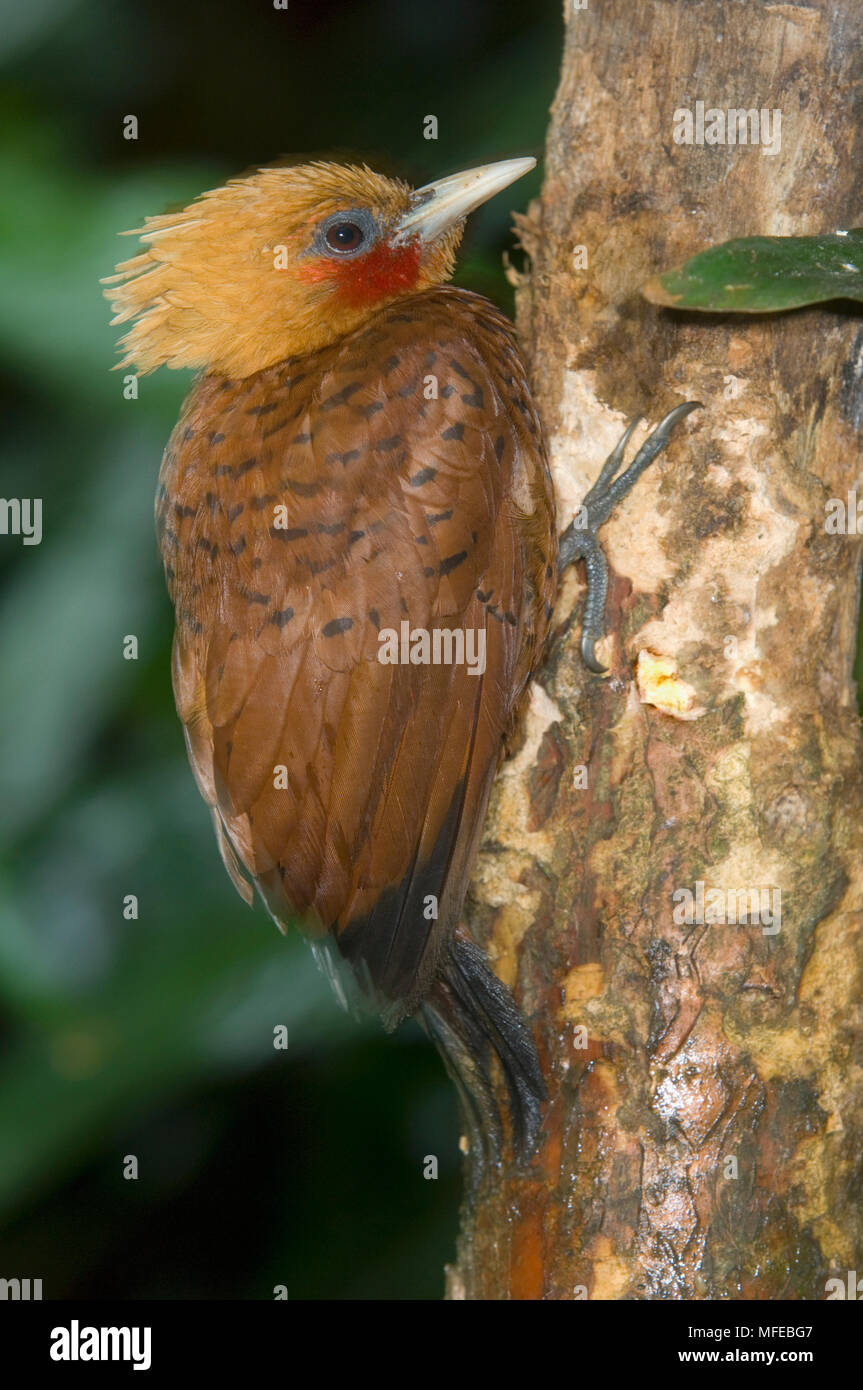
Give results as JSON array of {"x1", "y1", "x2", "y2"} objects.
[{"x1": 642, "y1": 231, "x2": 863, "y2": 312}]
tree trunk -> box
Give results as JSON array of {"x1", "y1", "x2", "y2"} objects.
[{"x1": 448, "y1": 0, "x2": 863, "y2": 1301}]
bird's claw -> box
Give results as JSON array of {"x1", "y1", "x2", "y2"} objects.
[
  {"x1": 580, "y1": 630, "x2": 605, "y2": 675},
  {"x1": 559, "y1": 400, "x2": 703, "y2": 674}
]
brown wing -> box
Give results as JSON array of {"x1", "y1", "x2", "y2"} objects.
[{"x1": 158, "y1": 287, "x2": 555, "y2": 1022}]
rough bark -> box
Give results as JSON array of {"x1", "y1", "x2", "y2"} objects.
[{"x1": 448, "y1": 0, "x2": 863, "y2": 1301}]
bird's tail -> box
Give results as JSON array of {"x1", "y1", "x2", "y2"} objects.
[{"x1": 420, "y1": 931, "x2": 545, "y2": 1167}]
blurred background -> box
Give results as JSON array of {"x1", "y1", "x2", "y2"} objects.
[{"x1": 0, "y1": 0, "x2": 561, "y2": 1298}]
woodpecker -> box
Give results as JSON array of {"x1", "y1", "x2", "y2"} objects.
[{"x1": 104, "y1": 157, "x2": 697, "y2": 1164}]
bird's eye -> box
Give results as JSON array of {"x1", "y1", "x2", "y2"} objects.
[
  {"x1": 316, "y1": 209, "x2": 377, "y2": 259},
  {"x1": 325, "y1": 221, "x2": 365, "y2": 253}
]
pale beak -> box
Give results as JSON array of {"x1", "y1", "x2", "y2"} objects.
[{"x1": 394, "y1": 157, "x2": 537, "y2": 244}]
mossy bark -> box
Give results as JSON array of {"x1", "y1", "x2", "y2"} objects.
[{"x1": 449, "y1": 0, "x2": 863, "y2": 1301}]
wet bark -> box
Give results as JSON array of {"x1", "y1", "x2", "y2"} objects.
[{"x1": 448, "y1": 0, "x2": 863, "y2": 1301}]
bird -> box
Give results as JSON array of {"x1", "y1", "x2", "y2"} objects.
[{"x1": 104, "y1": 156, "x2": 698, "y2": 1167}]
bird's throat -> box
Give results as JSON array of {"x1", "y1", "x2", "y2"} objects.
[{"x1": 298, "y1": 238, "x2": 424, "y2": 309}]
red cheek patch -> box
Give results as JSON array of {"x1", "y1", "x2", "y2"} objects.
[{"x1": 298, "y1": 238, "x2": 423, "y2": 307}]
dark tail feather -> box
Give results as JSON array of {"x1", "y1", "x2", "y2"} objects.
[{"x1": 420, "y1": 933, "x2": 545, "y2": 1166}]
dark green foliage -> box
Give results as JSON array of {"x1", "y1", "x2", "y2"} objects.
[
  {"x1": 644, "y1": 231, "x2": 863, "y2": 312},
  {"x1": 0, "y1": 0, "x2": 558, "y2": 1299}
]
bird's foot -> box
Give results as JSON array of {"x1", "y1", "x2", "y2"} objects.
[{"x1": 558, "y1": 401, "x2": 702, "y2": 673}]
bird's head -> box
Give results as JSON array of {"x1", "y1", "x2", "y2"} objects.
[{"x1": 103, "y1": 157, "x2": 535, "y2": 379}]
